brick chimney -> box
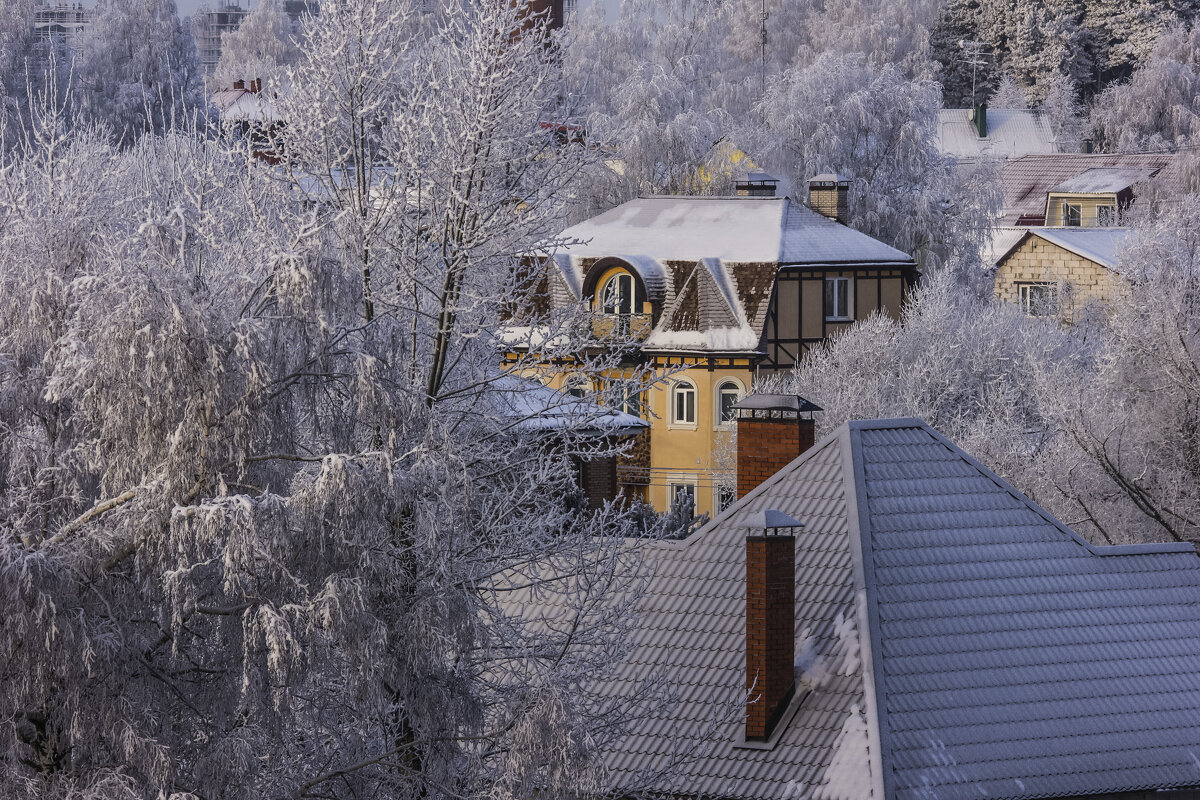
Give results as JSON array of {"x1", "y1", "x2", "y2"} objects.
[
  {"x1": 734, "y1": 394, "x2": 821, "y2": 500},
  {"x1": 744, "y1": 509, "x2": 802, "y2": 741},
  {"x1": 249, "y1": 78, "x2": 262, "y2": 94},
  {"x1": 233, "y1": 79, "x2": 245, "y2": 90},
  {"x1": 807, "y1": 174, "x2": 849, "y2": 223}
]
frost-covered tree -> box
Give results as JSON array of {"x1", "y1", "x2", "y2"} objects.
[
  {"x1": 74, "y1": 0, "x2": 203, "y2": 144},
  {"x1": 1090, "y1": 22, "x2": 1200, "y2": 151},
  {"x1": 989, "y1": 73, "x2": 1030, "y2": 108},
  {"x1": 931, "y1": 0, "x2": 1192, "y2": 104},
  {"x1": 0, "y1": 1, "x2": 668, "y2": 797},
  {"x1": 743, "y1": 52, "x2": 1000, "y2": 269},
  {"x1": 211, "y1": 0, "x2": 300, "y2": 91},
  {"x1": 1040, "y1": 71, "x2": 1085, "y2": 151},
  {"x1": 562, "y1": 0, "x2": 741, "y2": 211}
]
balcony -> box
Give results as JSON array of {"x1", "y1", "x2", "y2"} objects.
[{"x1": 591, "y1": 313, "x2": 653, "y2": 341}]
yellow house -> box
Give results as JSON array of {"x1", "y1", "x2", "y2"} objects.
[
  {"x1": 509, "y1": 177, "x2": 918, "y2": 518},
  {"x1": 1043, "y1": 167, "x2": 1156, "y2": 227},
  {"x1": 994, "y1": 227, "x2": 1129, "y2": 317}
]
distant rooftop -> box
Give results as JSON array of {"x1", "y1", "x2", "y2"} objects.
[
  {"x1": 1001, "y1": 153, "x2": 1176, "y2": 224},
  {"x1": 936, "y1": 108, "x2": 1058, "y2": 159}
]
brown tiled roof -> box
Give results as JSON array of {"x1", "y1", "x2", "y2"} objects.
[{"x1": 1001, "y1": 153, "x2": 1178, "y2": 224}]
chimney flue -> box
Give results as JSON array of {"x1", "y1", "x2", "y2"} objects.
[
  {"x1": 734, "y1": 394, "x2": 821, "y2": 500},
  {"x1": 806, "y1": 174, "x2": 849, "y2": 223},
  {"x1": 744, "y1": 509, "x2": 801, "y2": 741}
]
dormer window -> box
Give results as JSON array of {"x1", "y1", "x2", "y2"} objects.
[{"x1": 601, "y1": 272, "x2": 635, "y2": 316}]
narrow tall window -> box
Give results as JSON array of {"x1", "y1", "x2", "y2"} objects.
[
  {"x1": 672, "y1": 381, "x2": 696, "y2": 425},
  {"x1": 824, "y1": 277, "x2": 851, "y2": 321},
  {"x1": 716, "y1": 484, "x2": 736, "y2": 513},
  {"x1": 601, "y1": 273, "x2": 634, "y2": 316},
  {"x1": 1064, "y1": 202, "x2": 1082, "y2": 226},
  {"x1": 670, "y1": 482, "x2": 696, "y2": 513},
  {"x1": 716, "y1": 380, "x2": 742, "y2": 425}
]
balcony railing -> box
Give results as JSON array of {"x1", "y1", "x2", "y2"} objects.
[{"x1": 591, "y1": 313, "x2": 653, "y2": 341}]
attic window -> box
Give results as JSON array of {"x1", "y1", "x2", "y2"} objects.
[
  {"x1": 600, "y1": 272, "x2": 635, "y2": 316},
  {"x1": 1097, "y1": 205, "x2": 1116, "y2": 226},
  {"x1": 1063, "y1": 202, "x2": 1082, "y2": 227}
]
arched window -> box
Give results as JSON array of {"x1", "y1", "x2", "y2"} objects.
[
  {"x1": 600, "y1": 272, "x2": 635, "y2": 316},
  {"x1": 715, "y1": 379, "x2": 744, "y2": 426},
  {"x1": 671, "y1": 380, "x2": 697, "y2": 426}
]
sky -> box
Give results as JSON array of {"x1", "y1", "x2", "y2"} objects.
[{"x1": 167, "y1": 0, "x2": 620, "y2": 21}]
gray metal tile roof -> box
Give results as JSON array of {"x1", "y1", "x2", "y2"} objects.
[
  {"x1": 508, "y1": 419, "x2": 1200, "y2": 799},
  {"x1": 1000, "y1": 153, "x2": 1176, "y2": 224},
  {"x1": 851, "y1": 421, "x2": 1200, "y2": 800},
  {"x1": 597, "y1": 434, "x2": 874, "y2": 799}
]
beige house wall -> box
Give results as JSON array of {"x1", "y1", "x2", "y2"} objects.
[
  {"x1": 994, "y1": 237, "x2": 1117, "y2": 314},
  {"x1": 1045, "y1": 193, "x2": 1119, "y2": 227}
]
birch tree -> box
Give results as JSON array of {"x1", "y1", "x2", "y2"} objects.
[{"x1": 0, "y1": 1, "x2": 665, "y2": 798}]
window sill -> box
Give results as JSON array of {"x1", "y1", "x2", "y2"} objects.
[
  {"x1": 824, "y1": 316, "x2": 853, "y2": 323},
  {"x1": 666, "y1": 422, "x2": 699, "y2": 431}
]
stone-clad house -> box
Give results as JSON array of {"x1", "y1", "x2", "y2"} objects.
[
  {"x1": 994, "y1": 228, "x2": 1129, "y2": 317},
  {"x1": 505, "y1": 405, "x2": 1200, "y2": 800},
  {"x1": 507, "y1": 177, "x2": 918, "y2": 516}
]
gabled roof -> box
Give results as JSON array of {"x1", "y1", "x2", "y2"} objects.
[
  {"x1": 1001, "y1": 153, "x2": 1176, "y2": 224},
  {"x1": 996, "y1": 228, "x2": 1131, "y2": 270},
  {"x1": 936, "y1": 109, "x2": 1058, "y2": 159},
  {"x1": 509, "y1": 419, "x2": 1200, "y2": 800}
]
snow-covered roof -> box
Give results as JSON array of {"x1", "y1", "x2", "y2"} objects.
[
  {"x1": 983, "y1": 225, "x2": 1030, "y2": 267},
  {"x1": 210, "y1": 88, "x2": 280, "y2": 123},
  {"x1": 1049, "y1": 167, "x2": 1158, "y2": 194},
  {"x1": 550, "y1": 196, "x2": 913, "y2": 266},
  {"x1": 936, "y1": 108, "x2": 1058, "y2": 159},
  {"x1": 998, "y1": 228, "x2": 1131, "y2": 270},
  {"x1": 503, "y1": 418, "x2": 1200, "y2": 799},
  {"x1": 488, "y1": 374, "x2": 646, "y2": 435}
]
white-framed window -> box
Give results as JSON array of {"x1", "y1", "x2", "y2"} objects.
[
  {"x1": 716, "y1": 484, "x2": 736, "y2": 513},
  {"x1": 1097, "y1": 205, "x2": 1117, "y2": 226},
  {"x1": 1063, "y1": 202, "x2": 1082, "y2": 227},
  {"x1": 824, "y1": 276, "x2": 852, "y2": 321},
  {"x1": 1018, "y1": 282, "x2": 1058, "y2": 316},
  {"x1": 670, "y1": 379, "x2": 697, "y2": 426},
  {"x1": 715, "y1": 378, "x2": 744, "y2": 428},
  {"x1": 600, "y1": 272, "x2": 635, "y2": 316},
  {"x1": 669, "y1": 482, "x2": 696, "y2": 512}
]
